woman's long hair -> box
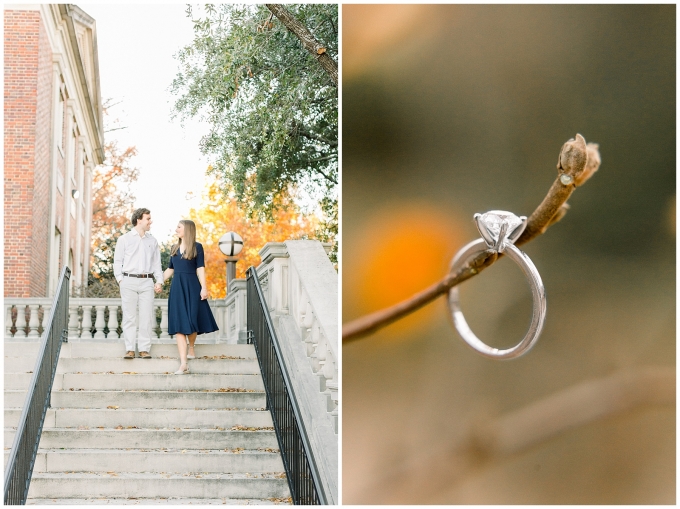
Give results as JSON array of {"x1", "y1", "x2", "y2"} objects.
[{"x1": 171, "y1": 219, "x2": 197, "y2": 260}]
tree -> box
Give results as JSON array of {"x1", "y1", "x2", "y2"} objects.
[
  {"x1": 89, "y1": 140, "x2": 138, "y2": 276},
  {"x1": 182, "y1": 177, "x2": 320, "y2": 299},
  {"x1": 77, "y1": 100, "x2": 139, "y2": 297},
  {"x1": 171, "y1": 4, "x2": 338, "y2": 243}
]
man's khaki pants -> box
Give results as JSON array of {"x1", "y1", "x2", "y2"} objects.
[{"x1": 119, "y1": 277, "x2": 154, "y2": 353}]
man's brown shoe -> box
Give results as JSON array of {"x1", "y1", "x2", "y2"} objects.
[
  {"x1": 123, "y1": 351, "x2": 135, "y2": 359},
  {"x1": 138, "y1": 351, "x2": 152, "y2": 359}
]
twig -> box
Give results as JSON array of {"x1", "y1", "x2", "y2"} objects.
[{"x1": 343, "y1": 134, "x2": 601, "y2": 343}]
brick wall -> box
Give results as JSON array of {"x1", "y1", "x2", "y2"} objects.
[{"x1": 5, "y1": 10, "x2": 40, "y2": 297}]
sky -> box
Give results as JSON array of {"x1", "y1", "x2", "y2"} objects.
[{"x1": 81, "y1": 4, "x2": 213, "y2": 243}]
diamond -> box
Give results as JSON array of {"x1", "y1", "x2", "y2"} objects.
[{"x1": 478, "y1": 210, "x2": 523, "y2": 242}]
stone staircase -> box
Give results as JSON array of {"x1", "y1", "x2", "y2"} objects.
[{"x1": 4, "y1": 340, "x2": 292, "y2": 504}]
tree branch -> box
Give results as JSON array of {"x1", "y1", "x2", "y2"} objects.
[
  {"x1": 311, "y1": 164, "x2": 338, "y2": 185},
  {"x1": 343, "y1": 134, "x2": 601, "y2": 343},
  {"x1": 302, "y1": 154, "x2": 337, "y2": 164},
  {"x1": 265, "y1": 4, "x2": 338, "y2": 86},
  {"x1": 298, "y1": 128, "x2": 338, "y2": 147}
]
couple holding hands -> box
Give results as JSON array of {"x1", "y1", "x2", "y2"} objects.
[{"x1": 113, "y1": 207, "x2": 218, "y2": 374}]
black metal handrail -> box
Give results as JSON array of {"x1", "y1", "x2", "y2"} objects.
[
  {"x1": 246, "y1": 266, "x2": 326, "y2": 505},
  {"x1": 4, "y1": 266, "x2": 71, "y2": 505}
]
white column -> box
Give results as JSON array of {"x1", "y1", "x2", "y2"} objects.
[
  {"x1": 47, "y1": 63, "x2": 63, "y2": 297},
  {"x1": 6, "y1": 305, "x2": 14, "y2": 337},
  {"x1": 27, "y1": 304, "x2": 41, "y2": 339},
  {"x1": 81, "y1": 304, "x2": 93, "y2": 339},
  {"x1": 106, "y1": 305, "x2": 118, "y2": 339},
  {"x1": 159, "y1": 303, "x2": 169, "y2": 338},
  {"x1": 82, "y1": 163, "x2": 93, "y2": 285},
  {"x1": 61, "y1": 99, "x2": 75, "y2": 274},
  {"x1": 73, "y1": 141, "x2": 85, "y2": 288},
  {"x1": 67, "y1": 305, "x2": 80, "y2": 339},
  {"x1": 93, "y1": 306, "x2": 106, "y2": 339},
  {"x1": 15, "y1": 305, "x2": 28, "y2": 338}
]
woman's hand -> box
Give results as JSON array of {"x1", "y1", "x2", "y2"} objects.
[{"x1": 200, "y1": 288, "x2": 208, "y2": 300}]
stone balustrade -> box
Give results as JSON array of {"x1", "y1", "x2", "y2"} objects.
[
  {"x1": 4, "y1": 297, "x2": 231, "y2": 343},
  {"x1": 254, "y1": 240, "x2": 338, "y2": 504}
]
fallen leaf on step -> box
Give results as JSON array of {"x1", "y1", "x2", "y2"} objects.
[
  {"x1": 115, "y1": 426, "x2": 123, "y2": 430},
  {"x1": 107, "y1": 406, "x2": 119, "y2": 409}
]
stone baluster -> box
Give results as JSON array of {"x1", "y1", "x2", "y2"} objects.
[
  {"x1": 159, "y1": 304, "x2": 169, "y2": 338},
  {"x1": 27, "y1": 304, "x2": 41, "y2": 339},
  {"x1": 328, "y1": 380, "x2": 339, "y2": 432},
  {"x1": 93, "y1": 306, "x2": 106, "y2": 339},
  {"x1": 106, "y1": 305, "x2": 118, "y2": 339},
  {"x1": 81, "y1": 304, "x2": 93, "y2": 339},
  {"x1": 309, "y1": 323, "x2": 323, "y2": 373},
  {"x1": 42, "y1": 304, "x2": 52, "y2": 329},
  {"x1": 6, "y1": 305, "x2": 15, "y2": 337},
  {"x1": 15, "y1": 305, "x2": 28, "y2": 338},
  {"x1": 67, "y1": 305, "x2": 80, "y2": 339},
  {"x1": 321, "y1": 339, "x2": 337, "y2": 395},
  {"x1": 301, "y1": 297, "x2": 315, "y2": 356}
]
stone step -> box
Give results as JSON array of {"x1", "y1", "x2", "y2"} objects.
[
  {"x1": 5, "y1": 373, "x2": 264, "y2": 391},
  {"x1": 26, "y1": 497, "x2": 290, "y2": 505},
  {"x1": 3, "y1": 342, "x2": 257, "y2": 359},
  {"x1": 27, "y1": 472, "x2": 289, "y2": 500},
  {"x1": 22, "y1": 448, "x2": 284, "y2": 473},
  {"x1": 5, "y1": 408, "x2": 274, "y2": 429},
  {"x1": 5, "y1": 428, "x2": 278, "y2": 451},
  {"x1": 4, "y1": 390, "x2": 266, "y2": 410},
  {"x1": 5, "y1": 357, "x2": 261, "y2": 375}
]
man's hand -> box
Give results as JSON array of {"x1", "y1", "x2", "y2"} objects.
[
  {"x1": 200, "y1": 288, "x2": 208, "y2": 300},
  {"x1": 154, "y1": 283, "x2": 162, "y2": 294}
]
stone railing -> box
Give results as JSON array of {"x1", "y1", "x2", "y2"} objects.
[
  {"x1": 4, "y1": 297, "x2": 231, "y2": 343},
  {"x1": 253, "y1": 240, "x2": 339, "y2": 504}
]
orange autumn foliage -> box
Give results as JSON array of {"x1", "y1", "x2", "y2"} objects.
[{"x1": 186, "y1": 180, "x2": 319, "y2": 299}]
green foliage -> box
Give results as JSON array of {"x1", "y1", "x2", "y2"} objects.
[
  {"x1": 157, "y1": 240, "x2": 174, "y2": 298},
  {"x1": 318, "y1": 196, "x2": 338, "y2": 265},
  {"x1": 171, "y1": 3, "x2": 338, "y2": 239}
]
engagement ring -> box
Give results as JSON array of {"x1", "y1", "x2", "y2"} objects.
[{"x1": 448, "y1": 210, "x2": 546, "y2": 359}]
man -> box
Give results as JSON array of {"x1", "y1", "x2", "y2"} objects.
[{"x1": 113, "y1": 208, "x2": 163, "y2": 359}]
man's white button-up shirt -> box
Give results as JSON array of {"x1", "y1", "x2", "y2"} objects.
[{"x1": 113, "y1": 229, "x2": 163, "y2": 284}]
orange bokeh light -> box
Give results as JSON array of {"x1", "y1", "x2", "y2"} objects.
[{"x1": 349, "y1": 204, "x2": 465, "y2": 336}]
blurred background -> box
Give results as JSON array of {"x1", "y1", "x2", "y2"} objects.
[{"x1": 342, "y1": 4, "x2": 674, "y2": 504}]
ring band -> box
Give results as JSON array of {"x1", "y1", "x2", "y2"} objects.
[{"x1": 448, "y1": 211, "x2": 547, "y2": 359}]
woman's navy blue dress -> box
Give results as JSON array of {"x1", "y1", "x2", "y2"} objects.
[{"x1": 167, "y1": 242, "x2": 218, "y2": 336}]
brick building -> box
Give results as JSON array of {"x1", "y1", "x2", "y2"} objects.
[{"x1": 4, "y1": 4, "x2": 104, "y2": 298}]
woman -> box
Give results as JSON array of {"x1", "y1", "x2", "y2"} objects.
[{"x1": 163, "y1": 219, "x2": 218, "y2": 374}]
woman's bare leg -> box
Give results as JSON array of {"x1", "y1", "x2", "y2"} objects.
[
  {"x1": 176, "y1": 333, "x2": 188, "y2": 371},
  {"x1": 188, "y1": 333, "x2": 197, "y2": 357}
]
